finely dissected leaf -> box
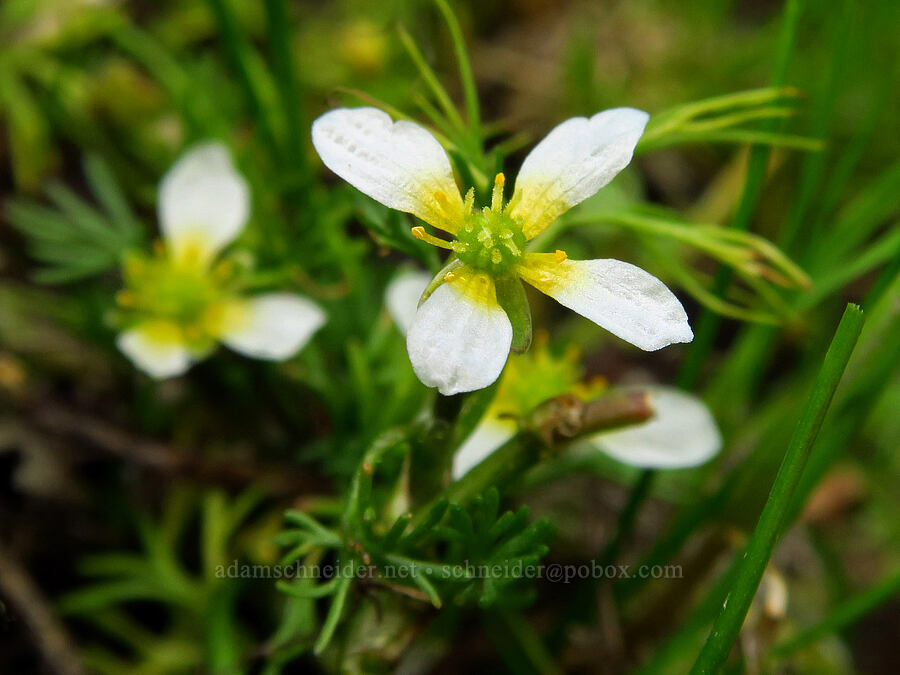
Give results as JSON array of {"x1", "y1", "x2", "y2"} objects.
[{"x1": 6, "y1": 163, "x2": 144, "y2": 283}]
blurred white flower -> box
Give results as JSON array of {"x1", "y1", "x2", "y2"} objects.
[
  {"x1": 590, "y1": 387, "x2": 722, "y2": 469},
  {"x1": 452, "y1": 385, "x2": 721, "y2": 479},
  {"x1": 385, "y1": 269, "x2": 432, "y2": 335},
  {"x1": 116, "y1": 143, "x2": 325, "y2": 379},
  {"x1": 314, "y1": 107, "x2": 692, "y2": 395}
]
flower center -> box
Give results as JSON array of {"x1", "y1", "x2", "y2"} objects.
[
  {"x1": 455, "y1": 208, "x2": 525, "y2": 275},
  {"x1": 116, "y1": 244, "x2": 236, "y2": 345},
  {"x1": 410, "y1": 173, "x2": 527, "y2": 277}
]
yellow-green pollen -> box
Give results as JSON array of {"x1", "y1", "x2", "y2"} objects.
[{"x1": 413, "y1": 173, "x2": 529, "y2": 277}]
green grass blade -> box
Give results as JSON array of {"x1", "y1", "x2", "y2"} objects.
[
  {"x1": 207, "y1": 0, "x2": 280, "y2": 154},
  {"x1": 679, "y1": 0, "x2": 804, "y2": 389},
  {"x1": 264, "y1": 0, "x2": 307, "y2": 178},
  {"x1": 435, "y1": 0, "x2": 481, "y2": 145},
  {"x1": 689, "y1": 304, "x2": 865, "y2": 674},
  {"x1": 397, "y1": 24, "x2": 467, "y2": 136}
]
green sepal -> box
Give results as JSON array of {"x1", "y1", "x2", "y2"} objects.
[{"x1": 495, "y1": 276, "x2": 532, "y2": 354}]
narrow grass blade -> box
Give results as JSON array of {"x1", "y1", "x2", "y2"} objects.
[
  {"x1": 679, "y1": 0, "x2": 804, "y2": 389},
  {"x1": 689, "y1": 303, "x2": 864, "y2": 674},
  {"x1": 397, "y1": 24, "x2": 467, "y2": 136},
  {"x1": 207, "y1": 0, "x2": 280, "y2": 154},
  {"x1": 435, "y1": 0, "x2": 481, "y2": 144},
  {"x1": 264, "y1": 0, "x2": 307, "y2": 177}
]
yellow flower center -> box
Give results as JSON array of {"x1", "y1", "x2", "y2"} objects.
[
  {"x1": 412, "y1": 173, "x2": 533, "y2": 277},
  {"x1": 117, "y1": 240, "x2": 238, "y2": 349}
]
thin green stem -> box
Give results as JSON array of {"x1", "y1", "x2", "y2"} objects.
[{"x1": 690, "y1": 304, "x2": 864, "y2": 674}]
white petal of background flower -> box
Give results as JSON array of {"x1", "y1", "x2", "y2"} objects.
[
  {"x1": 593, "y1": 387, "x2": 722, "y2": 468},
  {"x1": 117, "y1": 325, "x2": 192, "y2": 379},
  {"x1": 158, "y1": 141, "x2": 250, "y2": 262},
  {"x1": 519, "y1": 257, "x2": 693, "y2": 351},
  {"x1": 311, "y1": 107, "x2": 464, "y2": 232},
  {"x1": 452, "y1": 419, "x2": 517, "y2": 480},
  {"x1": 221, "y1": 293, "x2": 326, "y2": 361},
  {"x1": 511, "y1": 108, "x2": 649, "y2": 238},
  {"x1": 406, "y1": 282, "x2": 512, "y2": 395},
  {"x1": 385, "y1": 269, "x2": 432, "y2": 335}
]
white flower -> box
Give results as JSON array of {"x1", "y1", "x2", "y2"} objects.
[
  {"x1": 313, "y1": 107, "x2": 692, "y2": 395},
  {"x1": 452, "y1": 386, "x2": 721, "y2": 480},
  {"x1": 383, "y1": 272, "x2": 717, "y2": 478},
  {"x1": 116, "y1": 143, "x2": 325, "y2": 379}
]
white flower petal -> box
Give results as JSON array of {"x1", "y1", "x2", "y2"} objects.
[
  {"x1": 220, "y1": 293, "x2": 325, "y2": 361},
  {"x1": 593, "y1": 387, "x2": 722, "y2": 468},
  {"x1": 452, "y1": 418, "x2": 517, "y2": 480},
  {"x1": 406, "y1": 271, "x2": 512, "y2": 395},
  {"x1": 312, "y1": 107, "x2": 464, "y2": 233},
  {"x1": 518, "y1": 256, "x2": 692, "y2": 351},
  {"x1": 510, "y1": 108, "x2": 649, "y2": 239},
  {"x1": 385, "y1": 269, "x2": 432, "y2": 335},
  {"x1": 159, "y1": 142, "x2": 250, "y2": 263},
  {"x1": 117, "y1": 322, "x2": 192, "y2": 379}
]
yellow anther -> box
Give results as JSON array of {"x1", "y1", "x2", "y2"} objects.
[
  {"x1": 411, "y1": 226, "x2": 453, "y2": 250},
  {"x1": 116, "y1": 290, "x2": 137, "y2": 307},
  {"x1": 491, "y1": 172, "x2": 506, "y2": 211},
  {"x1": 554, "y1": 249, "x2": 568, "y2": 263}
]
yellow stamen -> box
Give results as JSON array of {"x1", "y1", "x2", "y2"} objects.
[
  {"x1": 464, "y1": 187, "x2": 476, "y2": 214},
  {"x1": 411, "y1": 226, "x2": 453, "y2": 250},
  {"x1": 491, "y1": 172, "x2": 505, "y2": 211},
  {"x1": 554, "y1": 249, "x2": 568, "y2": 263}
]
